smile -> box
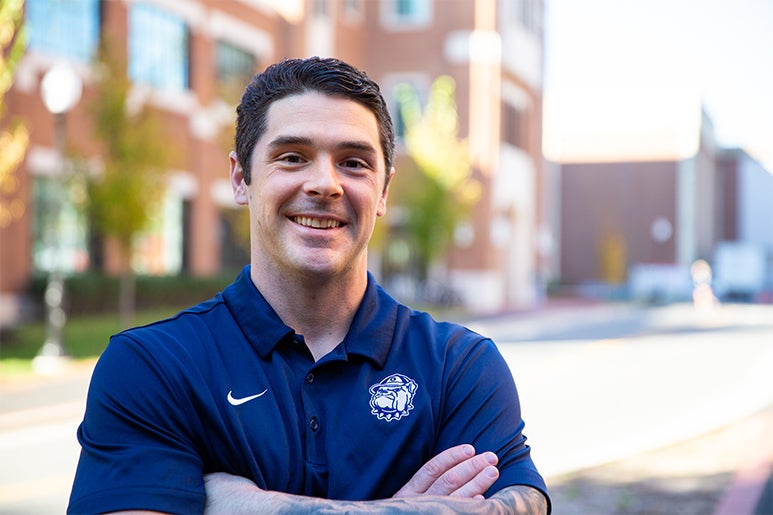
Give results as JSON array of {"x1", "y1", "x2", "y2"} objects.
[{"x1": 292, "y1": 216, "x2": 343, "y2": 229}]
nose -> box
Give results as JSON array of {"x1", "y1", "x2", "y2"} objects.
[{"x1": 304, "y1": 157, "x2": 343, "y2": 199}]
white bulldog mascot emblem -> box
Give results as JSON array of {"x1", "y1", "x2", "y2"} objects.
[{"x1": 369, "y1": 373, "x2": 418, "y2": 421}]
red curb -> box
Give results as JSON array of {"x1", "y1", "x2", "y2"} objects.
[{"x1": 714, "y1": 409, "x2": 773, "y2": 515}]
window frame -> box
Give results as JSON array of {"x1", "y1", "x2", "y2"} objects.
[
  {"x1": 128, "y1": 3, "x2": 190, "y2": 92},
  {"x1": 25, "y1": 0, "x2": 101, "y2": 63},
  {"x1": 380, "y1": 0, "x2": 433, "y2": 31}
]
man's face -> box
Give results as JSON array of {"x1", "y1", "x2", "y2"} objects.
[{"x1": 230, "y1": 91, "x2": 393, "y2": 281}]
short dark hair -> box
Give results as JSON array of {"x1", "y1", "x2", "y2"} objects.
[{"x1": 235, "y1": 57, "x2": 395, "y2": 186}]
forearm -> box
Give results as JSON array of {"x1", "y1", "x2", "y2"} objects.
[
  {"x1": 204, "y1": 476, "x2": 476, "y2": 514},
  {"x1": 205, "y1": 475, "x2": 547, "y2": 515},
  {"x1": 208, "y1": 491, "x2": 542, "y2": 515},
  {"x1": 209, "y1": 491, "x2": 494, "y2": 514}
]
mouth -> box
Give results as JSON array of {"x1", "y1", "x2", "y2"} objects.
[{"x1": 291, "y1": 216, "x2": 344, "y2": 229}]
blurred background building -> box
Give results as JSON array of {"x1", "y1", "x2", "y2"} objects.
[
  {"x1": 1, "y1": 0, "x2": 771, "y2": 328},
  {"x1": 1, "y1": 0, "x2": 546, "y2": 320},
  {"x1": 546, "y1": 86, "x2": 773, "y2": 303}
]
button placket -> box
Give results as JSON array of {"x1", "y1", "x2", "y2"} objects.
[{"x1": 302, "y1": 368, "x2": 321, "y2": 441}]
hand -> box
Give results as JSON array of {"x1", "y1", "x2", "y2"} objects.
[{"x1": 393, "y1": 444, "x2": 500, "y2": 500}]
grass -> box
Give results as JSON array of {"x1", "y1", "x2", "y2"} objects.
[
  {"x1": 0, "y1": 306, "x2": 184, "y2": 376},
  {"x1": 0, "y1": 301, "x2": 468, "y2": 378}
]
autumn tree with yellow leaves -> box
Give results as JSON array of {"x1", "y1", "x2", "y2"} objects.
[
  {"x1": 396, "y1": 76, "x2": 480, "y2": 287},
  {"x1": 74, "y1": 41, "x2": 170, "y2": 328},
  {"x1": 0, "y1": 0, "x2": 29, "y2": 228}
]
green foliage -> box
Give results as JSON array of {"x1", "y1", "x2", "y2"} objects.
[
  {"x1": 0, "y1": 0, "x2": 25, "y2": 102},
  {"x1": 0, "y1": 306, "x2": 188, "y2": 364},
  {"x1": 1, "y1": 273, "x2": 231, "y2": 370},
  {"x1": 0, "y1": 0, "x2": 29, "y2": 227},
  {"x1": 68, "y1": 40, "x2": 173, "y2": 328},
  {"x1": 25, "y1": 272, "x2": 233, "y2": 316},
  {"x1": 396, "y1": 76, "x2": 479, "y2": 279},
  {"x1": 79, "y1": 41, "x2": 169, "y2": 256},
  {"x1": 398, "y1": 76, "x2": 472, "y2": 191}
]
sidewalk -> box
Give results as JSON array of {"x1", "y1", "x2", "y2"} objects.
[
  {"x1": 0, "y1": 359, "x2": 94, "y2": 431},
  {"x1": 545, "y1": 403, "x2": 773, "y2": 515}
]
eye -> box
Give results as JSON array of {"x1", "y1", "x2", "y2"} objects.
[
  {"x1": 340, "y1": 158, "x2": 370, "y2": 171},
  {"x1": 277, "y1": 153, "x2": 306, "y2": 165}
]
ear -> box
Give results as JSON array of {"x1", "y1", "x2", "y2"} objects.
[
  {"x1": 377, "y1": 167, "x2": 395, "y2": 217},
  {"x1": 230, "y1": 151, "x2": 248, "y2": 206}
]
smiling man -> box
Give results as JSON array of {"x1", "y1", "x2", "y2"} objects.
[{"x1": 68, "y1": 57, "x2": 550, "y2": 514}]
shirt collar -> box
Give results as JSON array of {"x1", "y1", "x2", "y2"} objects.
[
  {"x1": 223, "y1": 265, "x2": 295, "y2": 359},
  {"x1": 341, "y1": 272, "x2": 398, "y2": 369},
  {"x1": 223, "y1": 266, "x2": 399, "y2": 367}
]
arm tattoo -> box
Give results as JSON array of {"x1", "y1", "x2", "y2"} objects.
[
  {"x1": 205, "y1": 476, "x2": 548, "y2": 514},
  {"x1": 267, "y1": 485, "x2": 548, "y2": 514},
  {"x1": 490, "y1": 485, "x2": 549, "y2": 515}
]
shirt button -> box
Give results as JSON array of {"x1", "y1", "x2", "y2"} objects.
[
  {"x1": 309, "y1": 416, "x2": 319, "y2": 432},
  {"x1": 306, "y1": 373, "x2": 315, "y2": 384}
]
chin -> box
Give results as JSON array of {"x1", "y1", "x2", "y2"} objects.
[{"x1": 296, "y1": 256, "x2": 363, "y2": 279}]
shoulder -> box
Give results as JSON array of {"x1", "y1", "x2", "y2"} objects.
[
  {"x1": 87, "y1": 295, "x2": 236, "y2": 417},
  {"x1": 396, "y1": 304, "x2": 491, "y2": 353},
  {"x1": 392, "y1": 304, "x2": 514, "y2": 381},
  {"x1": 390, "y1": 304, "x2": 509, "y2": 378},
  {"x1": 97, "y1": 294, "x2": 234, "y2": 381},
  {"x1": 117, "y1": 295, "x2": 228, "y2": 350}
]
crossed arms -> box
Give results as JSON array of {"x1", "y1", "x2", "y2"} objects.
[
  {"x1": 109, "y1": 444, "x2": 547, "y2": 515},
  {"x1": 202, "y1": 444, "x2": 548, "y2": 514}
]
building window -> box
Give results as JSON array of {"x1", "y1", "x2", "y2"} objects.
[
  {"x1": 381, "y1": 0, "x2": 432, "y2": 29},
  {"x1": 313, "y1": 0, "x2": 330, "y2": 17},
  {"x1": 32, "y1": 177, "x2": 89, "y2": 274},
  {"x1": 216, "y1": 41, "x2": 256, "y2": 104},
  {"x1": 131, "y1": 191, "x2": 184, "y2": 275},
  {"x1": 391, "y1": 82, "x2": 421, "y2": 141},
  {"x1": 342, "y1": 0, "x2": 363, "y2": 21},
  {"x1": 128, "y1": 3, "x2": 189, "y2": 92},
  {"x1": 25, "y1": 0, "x2": 100, "y2": 62},
  {"x1": 502, "y1": 102, "x2": 526, "y2": 149},
  {"x1": 384, "y1": 76, "x2": 429, "y2": 142},
  {"x1": 518, "y1": 0, "x2": 543, "y2": 36},
  {"x1": 219, "y1": 208, "x2": 250, "y2": 272},
  {"x1": 393, "y1": 97, "x2": 408, "y2": 140}
]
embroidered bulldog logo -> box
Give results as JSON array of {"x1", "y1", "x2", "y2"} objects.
[{"x1": 369, "y1": 373, "x2": 418, "y2": 421}]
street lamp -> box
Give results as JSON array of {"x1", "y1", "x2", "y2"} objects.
[{"x1": 34, "y1": 62, "x2": 82, "y2": 374}]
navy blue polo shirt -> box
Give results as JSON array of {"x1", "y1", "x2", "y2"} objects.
[{"x1": 68, "y1": 266, "x2": 548, "y2": 514}]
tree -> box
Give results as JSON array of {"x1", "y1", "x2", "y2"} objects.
[
  {"x1": 76, "y1": 41, "x2": 170, "y2": 328},
  {"x1": 396, "y1": 76, "x2": 480, "y2": 290},
  {"x1": 0, "y1": 0, "x2": 29, "y2": 228}
]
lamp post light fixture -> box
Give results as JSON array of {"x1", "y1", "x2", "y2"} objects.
[{"x1": 34, "y1": 62, "x2": 83, "y2": 374}]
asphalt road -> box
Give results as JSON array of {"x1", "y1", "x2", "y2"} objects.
[
  {"x1": 1, "y1": 301, "x2": 771, "y2": 514},
  {"x1": 469, "y1": 302, "x2": 773, "y2": 479}
]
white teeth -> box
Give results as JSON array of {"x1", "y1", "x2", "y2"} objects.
[{"x1": 294, "y1": 216, "x2": 342, "y2": 229}]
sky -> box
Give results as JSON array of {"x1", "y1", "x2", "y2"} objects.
[{"x1": 543, "y1": 0, "x2": 773, "y2": 171}]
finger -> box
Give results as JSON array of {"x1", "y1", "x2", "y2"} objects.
[
  {"x1": 425, "y1": 451, "x2": 499, "y2": 497},
  {"x1": 448, "y1": 464, "x2": 500, "y2": 499},
  {"x1": 393, "y1": 444, "x2": 476, "y2": 497}
]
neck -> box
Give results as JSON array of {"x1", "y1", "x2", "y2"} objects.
[{"x1": 250, "y1": 264, "x2": 368, "y2": 361}]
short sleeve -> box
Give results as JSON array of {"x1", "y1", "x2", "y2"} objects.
[
  {"x1": 67, "y1": 333, "x2": 206, "y2": 514},
  {"x1": 435, "y1": 336, "x2": 550, "y2": 504}
]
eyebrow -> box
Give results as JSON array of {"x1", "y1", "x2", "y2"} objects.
[{"x1": 267, "y1": 135, "x2": 378, "y2": 156}]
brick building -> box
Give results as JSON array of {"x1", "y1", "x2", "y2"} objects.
[
  {"x1": 1, "y1": 0, "x2": 546, "y2": 321},
  {"x1": 549, "y1": 86, "x2": 772, "y2": 301}
]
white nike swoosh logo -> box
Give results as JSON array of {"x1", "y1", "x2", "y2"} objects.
[{"x1": 227, "y1": 389, "x2": 268, "y2": 406}]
